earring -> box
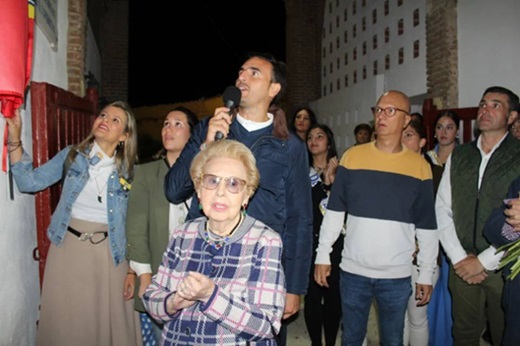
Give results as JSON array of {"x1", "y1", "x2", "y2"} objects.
[
  {"x1": 198, "y1": 202, "x2": 203, "y2": 211},
  {"x1": 241, "y1": 203, "x2": 248, "y2": 216},
  {"x1": 119, "y1": 141, "x2": 124, "y2": 148}
]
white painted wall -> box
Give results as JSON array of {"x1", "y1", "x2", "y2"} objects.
[
  {"x1": 315, "y1": 0, "x2": 427, "y2": 154},
  {"x1": 0, "y1": 0, "x2": 100, "y2": 343},
  {"x1": 457, "y1": 0, "x2": 520, "y2": 108}
]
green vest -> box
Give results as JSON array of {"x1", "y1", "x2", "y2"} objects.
[{"x1": 451, "y1": 134, "x2": 520, "y2": 253}]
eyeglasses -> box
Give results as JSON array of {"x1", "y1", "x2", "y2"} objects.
[
  {"x1": 371, "y1": 106, "x2": 409, "y2": 117},
  {"x1": 200, "y1": 174, "x2": 247, "y2": 194},
  {"x1": 402, "y1": 131, "x2": 418, "y2": 140}
]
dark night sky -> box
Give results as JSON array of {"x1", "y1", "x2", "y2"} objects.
[{"x1": 128, "y1": 1, "x2": 286, "y2": 107}]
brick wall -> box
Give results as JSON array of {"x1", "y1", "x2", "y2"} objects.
[
  {"x1": 68, "y1": 0, "x2": 87, "y2": 96},
  {"x1": 101, "y1": 0, "x2": 129, "y2": 103},
  {"x1": 285, "y1": 0, "x2": 325, "y2": 116},
  {"x1": 426, "y1": 0, "x2": 458, "y2": 109}
]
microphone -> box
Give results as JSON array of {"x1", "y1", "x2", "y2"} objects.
[{"x1": 215, "y1": 86, "x2": 242, "y2": 140}]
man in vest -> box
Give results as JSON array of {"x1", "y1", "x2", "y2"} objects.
[{"x1": 436, "y1": 86, "x2": 520, "y2": 345}]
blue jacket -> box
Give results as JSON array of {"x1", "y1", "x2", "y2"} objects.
[
  {"x1": 164, "y1": 115, "x2": 313, "y2": 295},
  {"x1": 11, "y1": 146, "x2": 131, "y2": 266}
]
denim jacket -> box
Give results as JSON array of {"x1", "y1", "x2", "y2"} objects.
[{"x1": 11, "y1": 146, "x2": 131, "y2": 266}]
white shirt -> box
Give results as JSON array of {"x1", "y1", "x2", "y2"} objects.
[{"x1": 70, "y1": 141, "x2": 115, "y2": 223}]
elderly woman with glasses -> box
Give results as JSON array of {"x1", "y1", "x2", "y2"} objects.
[{"x1": 142, "y1": 140, "x2": 286, "y2": 346}]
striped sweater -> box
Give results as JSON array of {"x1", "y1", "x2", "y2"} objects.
[{"x1": 315, "y1": 141, "x2": 438, "y2": 284}]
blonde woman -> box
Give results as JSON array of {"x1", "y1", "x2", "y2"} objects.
[{"x1": 7, "y1": 102, "x2": 141, "y2": 346}]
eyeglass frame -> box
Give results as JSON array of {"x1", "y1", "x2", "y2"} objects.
[
  {"x1": 371, "y1": 106, "x2": 410, "y2": 117},
  {"x1": 199, "y1": 174, "x2": 248, "y2": 194}
]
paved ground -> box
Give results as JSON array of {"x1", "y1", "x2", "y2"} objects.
[{"x1": 287, "y1": 299, "x2": 491, "y2": 346}]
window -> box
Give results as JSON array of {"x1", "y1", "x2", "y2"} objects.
[
  {"x1": 352, "y1": 0, "x2": 357, "y2": 15},
  {"x1": 353, "y1": 24, "x2": 357, "y2": 38},
  {"x1": 385, "y1": 27, "x2": 390, "y2": 43},
  {"x1": 363, "y1": 41, "x2": 367, "y2": 55},
  {"x1": 398, "y1": 0, "x2": 403, "y2": 6},
  {"x1": 337, "y1": 57, "x2": 340, "y2": 69},
  {"x1": 336, "y1": 37, "x2": 340, "y2": 48},
  {"x1": 330, "y1": 83, "x2": 333, "y2": 94},
  {"x1": 372, "y1": 9, "x2": 377, "y2": 24},
  {"x1": 413, "y1": 9, "x2": 420, "y2": 27},
  {"x1": 336, "y1": 16, "x2": 340, "y2": 28},
  {"x1": 353, "y1": 47, "x2": 357, "y2": 61},
  {"x1": 413, "y1": 40, "x2": 420, "y2": 58},
  {"x1": 323, "y1": 66, "x2": 327, "y2": 77},
  {"x1": 384, "y1": 0, "x2": 389, "y2": 15},
  {"x1": 373, "y1": 60, "x2": 378, "y2": 75},
  {"x1": 345, "y1": 74, "x2": 349, "y2": 87},
  {"x1": 344, "y1": 30, "x2": 349, "y2": 43},
  {"x1": 398, "y1": 19, "x2": 404, "y2": 35},
  {"x1": 362, "y1": 0, "x2": 366, "y2": 7},
  {"x1": 323, "y1": 47, "x2": 326, "y2": 58},
  {"x1": 362, "y1": 17, "x2": 366, "y2": 31},
  {"x1": 323, "y1": 86, "x2": 327, "y2": 96},
  {"x1": 344, "y1": 8, "x2": 348, "y2": 21},
  {"x1": 344, "y1": 52, "x2": 349, "y2": 65},
  {"x1": 385, "y1": 54, "x2": 390, "y2": 70},
  {"x1": 337, "y1": 78, "x2": 341, "y2": 91},
  {"x1": 336, "y1": 0, "x2": 339, "y2": 7},
  {"x1": 398, "y1": 47, "x2": 404, "y2": 64},
  {"x1": 363, "y1": 66, "x2": 367, "y2": 80},
  {"x1": 329, "y1": 42, "x2": 333, "y2": 53},
  {"x1": 329, "y1": 2, "x2": 332, "y2": 13},
  {"x1": 373, "y1": 35, "x2": 378, "y2": 49},
  {"x1": 330, "y1": 62, "x2": 333, "y2": 73},
  {"x1": 353, "y1": 70, "x2": 358, "y2": 84},
  {"x1": 329, "y1": 22, "x2": 332, "y2": 34}
]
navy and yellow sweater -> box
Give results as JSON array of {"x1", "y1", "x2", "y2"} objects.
[{"x1": 316, "y1": 142, "x2": 438, "y2": 283}]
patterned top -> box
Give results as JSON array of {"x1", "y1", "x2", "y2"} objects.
[{"x1": 142, "y1": 215, "x2": 286, "y2": 346}]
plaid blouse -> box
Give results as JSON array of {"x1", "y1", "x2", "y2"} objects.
[{"x1": 142, "y1": 215, "x2": 286, "y2": 345}]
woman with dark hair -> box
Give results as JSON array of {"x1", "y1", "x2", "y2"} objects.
[
  {"x1": 126, "y1": 106, "x2": 199, "y2": 343},
  {"x1": 426, "y1": 110, "x2": 460, "y2": 170},
  {"x1": 401, "y1": 119, "x2": 440, "y2": 346},
  {"x1": 416, "y1": 111, "x2": 460, "y2": 346},
  {"x1": 305, "y1": 123, "x2": 343, "y2": 346},
  {"x1": 7, "y1": 102, "x2": 141, "y2": 345},
  {"x1": 290, "y1": 107, "x2": 318, "y2": 140}
]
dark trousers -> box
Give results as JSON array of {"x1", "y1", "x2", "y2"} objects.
[
  {"x1": 304, "y1": 235, "x2": 343, "y2": 346},
  {"x1": 449, "y1": 266, "x2": 504, "y2": 346},
  {"x1": 276, "y1": 313, "x2": 298, "y2": 346},
  {"x1": 502, "y1": 267, "x2": 520, "y2": 346}
]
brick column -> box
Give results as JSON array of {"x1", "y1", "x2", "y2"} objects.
[
  {"x1": 68, "y1": 0, "x2": 87, "y2": 96},
  {"x1": 426, "y1": 0, "x2": 458, "y2": 109},
  {"x1": 285, "y1": 0, "x2": 325, "y2": 115},
  {"x1": 101, "y1": 0, "x2": 129, "y2": 103}
]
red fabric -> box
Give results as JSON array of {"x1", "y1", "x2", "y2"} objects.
[{"x1": 0, "y1": 1, "x2": 34, "y2": 171}]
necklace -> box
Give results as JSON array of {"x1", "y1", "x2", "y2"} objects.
[
  {"x1": 204, "y1": 214, "x2": 243, "y2": 250},
  {"x1": 92, "y1": 175, "x2": 109, "y2": 203}
]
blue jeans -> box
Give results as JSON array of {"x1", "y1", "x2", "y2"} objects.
[{"x1": 340, "y1": 271, "x2": 412, "y2": 346}]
